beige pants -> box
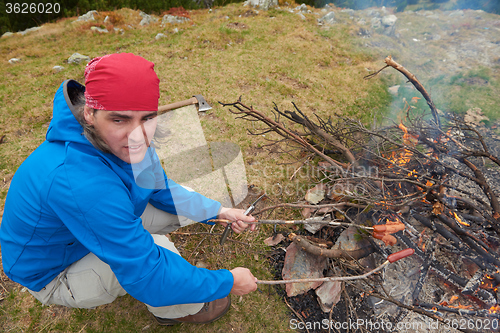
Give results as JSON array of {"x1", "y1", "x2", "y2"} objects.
[{"x1": 28, "y1": 204, "x2": 204, "y2": 319}]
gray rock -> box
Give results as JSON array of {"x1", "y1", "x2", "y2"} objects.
[
  {"x1": 77, "y1": 10, "x2": 97, "y2": 22},
  {"x1": 8, "y1": 58, "x2": 21, "y2": 64},
  {"x1": 366, "y1": 9, "x2": 381, "y2": 17},
  {"x1": 341, "y1": 9, "x2": 355, "y2": 16},
  {"x1": 298, "y1": 12, "x2": 306, "y2": 20},
  {"x1": 295, "y1": 3, "x2": 308, "y2": 12},
  {"x1": 282, "y1": 242, "x2": 326, "y2": 297},
  {"x1": 114, "y1": 27, "x2": 124, "y2": 34},
  {"x1": 52, "y1": 66, "x2": 64, "y2": 72},
  {"x1": 162, "y1": 14, "x2": 190, "y2": 25},
  {"x1": 104, "y1": 16, "x2": 110, "y2": 24},
  {"x1": 18, "y1": 26, "x2": 41, "y2": 36},
  {"x1": 155, "y1": 33, "x2": 166, "y2": 40},
  {"x1": 449, "y1": 10, "x2": 465, "y2": 17},
  {"x1": 333, "y1": 226, "x2": 371, "y2": 252},
  {"x1": 68, "y1": 53, "x2": 90, "y2": 64},
  {"x1": 90, "y1": 26, "x2": 108, "y2": 33},
  {"x1": 371, "y1": 17, "x2": 381, "y2": 29},
  {"x1": 315, "y1": 279, "x2": 342, "y2": 312},
  {"x1": 2, "y1": 32, "x2": 14, "y2": 38},
  {"x1": 318, "y1": 11, "x2": 335, "y2": 25},
  {"x1": 382, "y1": 15, "x2": 397, "y2": 27},
  {"x1": 139, "y1": 11, "x2": 158, "y2": 26},
  {"x1": 246, "y1": 0, "x2": 278, "y2": 10}
]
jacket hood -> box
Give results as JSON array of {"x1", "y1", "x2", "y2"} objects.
[{"x1": 46, "y1": 80, "x2": 90, "y2": 145}]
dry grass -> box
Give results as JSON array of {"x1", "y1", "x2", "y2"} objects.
[{"x1": 0, "y1": 3, "x2": 389, "y2": 332}]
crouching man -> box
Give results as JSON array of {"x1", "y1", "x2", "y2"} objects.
[{"x1": 0, "y1": 53, "x2": 257, "y2": 326}]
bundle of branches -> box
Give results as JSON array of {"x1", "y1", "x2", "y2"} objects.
[{"x1": 220, "y1": 56, "x2": 500, "y2": 327}]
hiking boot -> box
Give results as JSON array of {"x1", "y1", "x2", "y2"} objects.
[{"x1": 154, "y1": 296, "x2": 231, "y2": 326}]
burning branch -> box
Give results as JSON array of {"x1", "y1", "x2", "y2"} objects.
[
  {"x1": 365, "y1": 55, "x2": 441, "y2": 128},
  {"x1": 221, "y1": 56, "x2": 500, "y2": 327}
]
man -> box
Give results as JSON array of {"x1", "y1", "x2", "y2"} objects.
[{"x1": 0, "y1": 53, "x2": 258, "y2": 325}]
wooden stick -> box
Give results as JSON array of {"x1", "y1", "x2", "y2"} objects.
[
  {"x1": 383, "y1": 55, "x2": 441, "y2": 128},
  {"x1": 208, "y1": 218, "x2": 374, "y2": 230},
  {"x1": 256, "y1": 261, "x2": 389, "y2": 284}
]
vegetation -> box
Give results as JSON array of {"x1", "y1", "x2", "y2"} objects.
[
  {"x1": 2, "y1": 0, "x2": 500, "y2": 34},
  {"x1": 0, "y1": 3, "x2": 391, "y2": 332}
]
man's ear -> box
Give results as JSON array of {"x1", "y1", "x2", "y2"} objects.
[{"x1": 83, "y1": 106, "x2": 95, "y2": 125}]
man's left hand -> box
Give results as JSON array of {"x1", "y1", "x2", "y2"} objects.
[{"x1": 218, "y1": 207, "x2": 256, "y2": 233}]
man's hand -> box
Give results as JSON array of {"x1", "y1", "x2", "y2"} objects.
[
  {"x1": 230, "y1": 267, "x2": 258, "y2": 295},
  {"x1": 218, "y1": 207, "x2": 256, "y2": 233}
]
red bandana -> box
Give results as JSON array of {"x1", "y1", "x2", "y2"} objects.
[{"x1": 84, "y1": 53, "x2": 160, "y2": 111}]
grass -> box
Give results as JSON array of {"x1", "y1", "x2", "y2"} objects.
[{"x1": 0, "y1": 2, "x2": 497, "y2": 332}]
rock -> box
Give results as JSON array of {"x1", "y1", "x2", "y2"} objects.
[
  {"x1": 90, "y1": 26, "x2": 108, "y2": 33},
  {"x1": 173, "y1": 28, "x2": 179, "y2": 33},
  {"x1": 162, "y1": 14, "x2": 190, "y2": 25},
  {"x1": 114, "y1": 27, "x2": 124, "y2": 34},
  {"x1": 449, "y1": 10, "x2": 465, "y2": 17},
  {"x1": 388, "y1": 85, "x2": 400, "y2": 96},
  {"x1": 366, "y1": 9, "x2": 381, "y2": 17},
  {"x1": 2, "y1": 32, "x2": 14, "y2": 38},
  {"x1": 68, "y1": 53, "x2": 90, "y2": 64},
  {"x1": 333, "y1": 226, "x2": 370, "y2": 252},
  {"x1": 297, "y1": 13, "x2": 306, "y2": 20},
  {"x1": 104, "y1": 16, "x2": 110, "y2": 24},
  {"x1": 246, "y1": 0, "x2": 278, "y2": 10},
  {"x1": 18, "y1": 26, "x2": 41, "y2": 36},
  {"x1": 371, "y1": 17, "x2": 381, "y2": 29},
  {"x1": 295, "y1": 3, "x2": 308, "y2": 12},
  {"x1": 318, "y1": 11, "x2": 335, "y2": 25},
  {"x1": 52, "y1": 66, "x2": 64, "y2": 72},
  {"x1": 381, "y1": 15, "x2": 397, "y2": 36},
  {"x1": 282, "y1": 242, "x2": 326, "y2": 297},
  {"x1": 155, "y1": 33, "x2": 166, "y2": 40},
  {"x1": 382, "y1": 15, "x2": 397, "y2": 27},
  {"x1": 139, "y1": 11, "x2": 158, "y2": 26},
  {"x1": 341, "y1": 9, "x2": 355, "y2": 16},
  {"x1": 77, "y1": 10, "x2": 97, "y2": 22},
  {"x1": 8, "y1": 58, "x2": 21, "y2": 64},
  {"x1": 315, "y1": 278, "x2": 342, "y2": 312}
]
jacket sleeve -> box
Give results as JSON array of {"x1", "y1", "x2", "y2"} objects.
[{"x1": 47, "y1": 155, "x2": 233, "y2": 307}]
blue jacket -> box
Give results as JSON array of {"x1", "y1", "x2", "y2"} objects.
[{"x1": 0, "y1": 80, "x2": 233, "y2": 307}]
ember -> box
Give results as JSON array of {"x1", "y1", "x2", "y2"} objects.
[{"x1": 221, "y1": 56, "x2": 500, "y2": 332}]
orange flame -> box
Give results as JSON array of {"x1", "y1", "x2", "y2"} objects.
[
  {"x1": 453, "y1": 212, "x2": 470, "y2": 227},
  {"x1": 489, "y1": 305, "x2": 500, "y2": 314}
]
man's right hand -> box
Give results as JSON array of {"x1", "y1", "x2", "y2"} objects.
[{"x1": 229, "y1": 267, "x2": 258, "y2": 295}]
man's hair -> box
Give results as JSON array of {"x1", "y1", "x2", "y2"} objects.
[{"x1": 70, "y1": 89, "x2": 113, "y2": 154}]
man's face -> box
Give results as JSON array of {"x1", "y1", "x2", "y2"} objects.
[{"x1": 84, "y1": 107, "x2": 158, "y2": 164}]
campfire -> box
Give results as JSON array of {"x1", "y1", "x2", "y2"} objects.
[{"x1": 220, "y1": 56, "x2": 500, "y2": 332}]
